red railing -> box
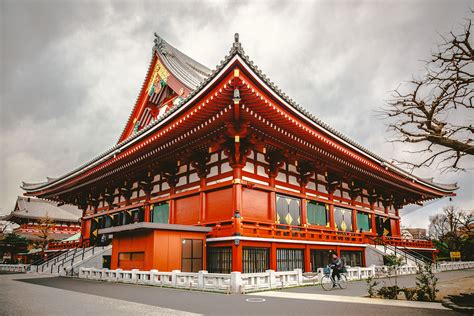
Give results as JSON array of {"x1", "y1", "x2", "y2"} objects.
[
  {"x1": 205, "y1": 219, "x2": 365, "y2": 244},
  {"x1": 369, "y1": 235, "x2": 434, "y2": 249},
  {"x1": 47, "y1": 240, "x2": 81, "y2": 251},
  {"x1": 204, "y1": 219, "x2": 434, "y2": 249}
]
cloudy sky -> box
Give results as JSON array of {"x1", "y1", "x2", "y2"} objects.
[{"x1": 1, "y1": 0, "x2": 472, "y2": 229}]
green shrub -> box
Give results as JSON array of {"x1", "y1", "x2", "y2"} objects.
[
  {"x1": 415, "y1": 262, "x2": 438, "y2": 301},
  {"x1": 377, "y1": 285, "x2": 401, "y2": 299},
  {"x1": 366, "y1": 276, "x2": 380, "y2": 298},
  {"x1": 401, "y1": 288, "x2": 417, "y2": 301}
]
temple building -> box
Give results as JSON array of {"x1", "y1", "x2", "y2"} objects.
[
  {"x1": 2, "y1": 196, "x2": 81, "y2": 242},
  {"x1": 21, "y1": 34, "x2": 456, "y2": 273},
  {"x1": 2, "y1": 196, "x2": 81, "y2": 262}
]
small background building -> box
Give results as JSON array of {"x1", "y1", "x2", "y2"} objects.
[
  {"x1": 1, "y1": 196, "x2": 82, "y2": 262},
  {"x1": 402, "y1": 228, "x2": 427, "y2": 240}
]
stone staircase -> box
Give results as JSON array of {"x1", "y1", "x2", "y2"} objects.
[
  {"x1": 366, "y1": 238, "x2": 433, "y2": 266},
  {"x1": 30, "y1": 245, "x2": 112, "y2": 276}
]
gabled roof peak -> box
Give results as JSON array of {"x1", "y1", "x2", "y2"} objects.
[{"x1": 230, "y1": 32, "x2": 245, "y2": 56}]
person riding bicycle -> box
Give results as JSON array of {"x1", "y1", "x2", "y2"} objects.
[{"x1": 329, "y1": 253, "x2": 344, "y2": 286}]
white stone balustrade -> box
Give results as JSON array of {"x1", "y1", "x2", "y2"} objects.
[
  {"x1": 0, "y1": 264, "x2": 29, "y2": 273},
  {"x1": 77, "y1": 261, "x2": 474, "y2": 294}
]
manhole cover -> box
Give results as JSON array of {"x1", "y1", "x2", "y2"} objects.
[{"x1": 245, "y1": 298, "x2": 266, "y2": 303}]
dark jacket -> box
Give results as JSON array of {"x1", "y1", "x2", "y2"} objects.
[{"x1": 331, "y1": 257, "x2": 343, "y2": 270}]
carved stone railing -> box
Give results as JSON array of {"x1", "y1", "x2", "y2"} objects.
[
  {"x1": 78, "y1": 262, "x2": 474, "y2": 294},
  {"x1": 0, "y1": 264, "x2": 30, "y2": 273}
]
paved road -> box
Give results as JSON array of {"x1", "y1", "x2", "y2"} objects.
[{"x1": 1, "y1": 272, "x2": 467, "y2": 316}]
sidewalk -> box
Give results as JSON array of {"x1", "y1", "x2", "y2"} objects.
[{"x1": 284, "y1": 268, "x2": 474, "y2": 298}]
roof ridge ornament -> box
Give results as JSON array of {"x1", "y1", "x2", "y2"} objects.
[
  {"x1": 153, "y1": 33, "x2": 168, "y2": 55},
  {"x1": 230, "y1": 32, "x2": 244, "y2": 55}
]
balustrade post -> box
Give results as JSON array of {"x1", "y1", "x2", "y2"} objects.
[
  {"x1": 295, "y1": 269, "x2": 303, "y2": 285},
  {"x1": 115, "y1": 268, "x2": 122, "y2": 282},
  {"x1": 198, "y1": 270, "x2": 208, "y2": 288},
  {"x1": 266, "y1": 270, "x2": 276, "y2": 289},
  {"x1": 230, "y1": 271, "x2": 242, "y2": 294},
  {"x1": 171, "y1": 270, "x2": 180, "y2": 286},
  {"x1": 150, "y1": 269, "x2": 158, "y2": 285},
  {"x1": 131, "y1": 269, "x2": 139, "y2": 283}
]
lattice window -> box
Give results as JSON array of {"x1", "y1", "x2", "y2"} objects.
[
  {"x1": 277, "y1": 248, "x2": 304, "y2": 272},
  {"x1": 243, "y1": 247, "x2": 269, "y2": 273},
  {"x1": 207, "y1": 247, "x2": 232, "y2": 273}
]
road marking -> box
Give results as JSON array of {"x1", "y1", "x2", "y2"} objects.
[
  {"x1": 245, "y1": 298, "x2": 266, "y2": 303},
  {"x1": 248, "y1": 291, "x2": 449, "y2": 310}
]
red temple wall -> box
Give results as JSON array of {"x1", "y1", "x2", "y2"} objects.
[
  {"x1": 110, "y1": 230, "x2": 207, "y2": 271},
  {"x1": 241, "y1": 187, "x2": 270, "y2": 221},
  {"x1": 174, "y1": 195, "x2": 200, "y2": 224},
  {"x1": 111, "y1": 230, "x2": 154, "y2": 270},
  {"x1": 205, "y1": 188, "x2": 233, "y2": 222}
]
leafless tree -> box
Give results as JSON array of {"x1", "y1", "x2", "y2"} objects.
[
  {"x1": 384, "y1": 18, "x2": 473, "y2": 172},
  {"x1": 429, "y1": 206, "x2": 473, "y2": 250},
  {"x1": 34, "y1": 215, "x2": 55, "y2": 252}
]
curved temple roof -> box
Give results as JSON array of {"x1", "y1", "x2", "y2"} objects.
[
  {"x1": 153, "y1": 34, "x2": 211, "y2": 90},
  {"x1": 2, "y1": 196, "x2": 81, "y2": 223},
  {"x1": 22, "y1": 33, "x2": 457, "y2": 196}
]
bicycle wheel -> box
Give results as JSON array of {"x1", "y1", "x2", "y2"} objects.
[
  {"x1": 338, "y1": 274, "x2": 348, "y2": 289},
  {"x1": 321, "y1": 275, "x2": 334, "y2": 291}
]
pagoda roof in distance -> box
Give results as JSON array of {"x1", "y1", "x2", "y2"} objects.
[
  {"x1": 21, "y1": 33, "x2": 457, "y2": 195},
  {"x1": 2, "y1": 196, "x2": 81, "y2": 223}
]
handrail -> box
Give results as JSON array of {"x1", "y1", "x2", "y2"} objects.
[
  {"x1": 31, "y1": 250, "x2": 65, "y2": 272},
  {"x1": 57, "y1": 247, "x2": 91, "y2": 273},
  {"x1": 366, "y1": 236, "x2": 434, "y2": 265},
  {"x1": 57, "y1": 245, "x2": 109, "y2": 274}
]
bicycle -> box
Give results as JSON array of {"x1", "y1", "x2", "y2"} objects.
[{"x1": 320, "y1": 266, "x2": 348, "y2": 291}]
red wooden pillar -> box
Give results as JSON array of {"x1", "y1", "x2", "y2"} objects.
[
  {"x1": 300, "y1": 183, "x2": 307, "y2": 226},
  {"x1": 370, "y1": 202, "x2": 377, "y2": 235},
  {"x1": 394, "y1": 219, "x2": 401, "y2": 237},
  {"x1": 199, "y1": 178, "x2": 206, "y2": 223},
  {"x1": 79, "y1": 208, "x2": 87, "y2": 246},
  {"x1": 202, "y1": 243, "x2": 207, "y2": 271},
  {"x1": 328, "y1": 203, "x2": 335, "y2": 229},
  {"x1": 169, "y1": 187, "x2": 176, "y2": 224},
  {"x1": 270, "y1": 242, "x2": 277, "y2": 270},
  {"x1": 144, "y1": 204, "x2": 151, "y2": 222},
  {"x1": 304, "y1": 244, "x2": 311, "y2": 272},
  {"x1": 232, "y1": 166, "x2": 243, "y2": 236},
  {"x1": 351, "y1": 198, "x2": 358, "y2": 232},
  {"x1": 269, "y1": 177, "x2": 276, "y2": 222},
  {"x1": 232, "y1": 242, "x2": 243, "y2": 272},
  {"x1": 394, "y1": 208, "x2": 401, "y2": 237}
]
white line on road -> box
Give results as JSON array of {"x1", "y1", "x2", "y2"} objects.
[{"x1": 247, "y1": 291, "x2": 449, "y2": 310}]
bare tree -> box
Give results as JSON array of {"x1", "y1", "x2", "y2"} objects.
[
  {"x1": 384, "y1": 18, "x2": 473, "y2": 172},
  {"x1": 34, "y1": 215, "x2": 55, "y2": 252},
  {"x1": 429, "y1": 206, "x2": 473, "y2": 251}
]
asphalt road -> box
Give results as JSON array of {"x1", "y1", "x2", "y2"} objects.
[{"x1": 1, "y1": 273, "x2": 465, "y2": 316}]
